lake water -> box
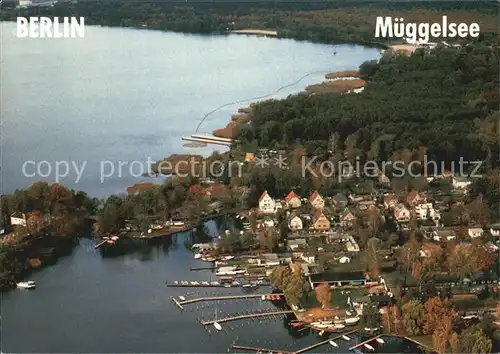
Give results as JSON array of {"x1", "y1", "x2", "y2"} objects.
[
  {"x1": 1, "y1": 22, "x2": 381, "y2": 197},
  {"x1": 1, "y1": 22, "x2": 386, "y2": 353}
]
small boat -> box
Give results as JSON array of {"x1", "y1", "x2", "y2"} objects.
[
  {"x1": 376, "y1": 338, "x2": 385, "y2": 344},
  {"x1": 173, "y1": 281, "x2": 179, "y2": 285},
  {"x1": 222, "y1": 255, "x2": 235, "y2": 260},
  {"x1": 16, "y1": 281, "x2": 35, "y2": 289},
  {"x1": 214, "y1": 321, "x2": 222, "y2": 331},
  {"x1": 291, "y1": 322, "x2": 303, "y2": 328},
  {"x1": 190, "y1": 281, "x2": 197, "y2": 286},
  {"x1": 364, "y1": 343, "x2": 375, "y2": 351},
  {"x1": 342, "y1": 335, "x2": 351, "y2": 341},
  {"x1": 345, "y1": 310, "x2": 352, "y2": 316},
  {"x1": 261, "y1": 295, "x2": 266, "y2": 300},
  {"x1": 242, "y1": 284, "x2": 252, "y2": 288},
  {"x1": 178, "y1": 296, "x2": 186, "y2": 301},
  {"x1": 194, "y1": 254, "x2": 202, "y2": 259},
  {"x1": 318, "y1": 330, "x2": 325, "y2": 336},
  {"x1": 333, "y1": 324, "x2": 346, "y2": 330},
  {"x1": 224, "y1": 284, "x2": 231, "y2": 288},
  {"x1": 329, "y1": 341, "x2": 338, "y2": 347},
  {"x1": 345, "y1": 317, "x2": 360, "y2": 325}
]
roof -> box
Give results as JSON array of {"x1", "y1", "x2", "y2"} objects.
[
  {"x1": 310, "y1": 271, "x2": 365, "y2": 283},
  {"x1": 332, "y1": 193, "x2": 348, "y2": 202},
  {"x1": 258, "y1": 191, "x2": 270, "y2": 202},
  {"x1": 287, "y1": 239, "x2": 307, "y2": 246},
  {"x1": 309, "y1": 191, "x2": 321, "y2": 202},
  {"x1": 11, "y1": 212, "x2": 24, "y2": 218},
  {"x1": 384, "y1": 194, "x2": 397, "y2": 203},
  {"x1": 245, "y1": 152, "x2": 255, "y2": 161},
  {"x1": 407, "y1": 190, "x2": 419, "y2": 202},
  {"x1": 313, "y1": 211, "x2": 327, "y2": 221},
  {"x1": 285, "y1": 191, "x2": 298, "y2": 202}
]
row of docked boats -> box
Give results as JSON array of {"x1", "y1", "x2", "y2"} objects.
[
  {"x1": 310, "y1": 315, "x2": 360, "y2": 331},
  {"x1": 16, "y1": 280, "x2": 36, "y2": 289}
]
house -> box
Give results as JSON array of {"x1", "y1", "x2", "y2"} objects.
[
  {"x1": 339, "y1": 208, "x2": 356, "y2": 228},
  {"x1": 383, "y1": 194, "x2": 398, "y2": 209},
  {"x1": 394, "y1": 204, "x2": 411, "y2": 222},
  {"x1": 489, "y1": 225, "x2": 500, "y2": 236},
  {"x1": 415, "y1": 203, "x2": 440, "y2": 220},
  {"x1": 10, "y1": 213, "x2": 26, "y2": 227},
  {"x1": 258, "y1": 191, "x2": 276, "y2": 214},
  {"x1": 468, "y1": 228, "x2": 484, "y2": 239},
  {"x1": 313, "y1": 211, "x2": 331, "y2": 232},
  {"x1": 339, "y1": 256, "x2": 351, "y2": 264},
  {"x1": 261, "y1": 253, "x2": 280, "y2": 266},
  {"x1": 287, "y1": 238, "x2": 307, "y2": 251},
  {"x1": 432, "y1": 229, "x2": 456, "y2": 242},
  {"x1": 309, "y1": 191, "x2": 325, "y2": 210},
  {"x1": 452, "y1": 176, "x2": 471, "y2": 190},
  {"x1": 288, "y1": 214, "x2": 303, "y2": 231},
  {"x1": 300, "y1": 252, "x2": 316, "y2": 264},
  {"x1": 332, "y1": 193, "x2": 348, "y2": 208},
  {"x1": 407, "y1": 190, "x2": 426, "y2": 206},
  {"x1": 285, "y1": 191, "x2": 301, "y2": 209},
  {"x1": 309, "y1": 271, "x2": 367, "y2": 288},
  {"x1": 262, "y1": 218, "x2": 275, "y2": 228}
]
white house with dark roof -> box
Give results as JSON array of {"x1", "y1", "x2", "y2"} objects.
[{"x1": 258, "y1": 191, "x2": 276, "y2": 214}]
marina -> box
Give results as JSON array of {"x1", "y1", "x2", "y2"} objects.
[
  {"x1": 175, "y1": 293, "x2": 284, "y2": 306},
  {"x1": 201, "y1": 310, "x2": 294, "y2": 325}
]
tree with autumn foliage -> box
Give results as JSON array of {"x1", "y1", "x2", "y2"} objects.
[
  {"x1": 458, "y1": 325, "x2": 492, "y2": 354},
  {"x1": 423, "y1": 297, "x2": 456, "y2": 336},
  {"x1": 315, "y1": 282, "x2": 330, "y2": 309},
  {"x1": 447, "y1": 243, "x2": 494, "y2": 278},
  {"x1": 402, "y1": 300, "x2": 425, "y2": 336}
]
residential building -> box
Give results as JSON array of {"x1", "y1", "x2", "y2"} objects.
[
  {"x1": 313, "y1": 211, "x2": 330, "y2": 232},
  {"x1": 309, "y1": 191, "x2": 325, "y2": 210},
  {"x1": 258, "y1": 191, "x2": 276, "y2": 214},
  {"x1": 300, "y1": 253, "x2": 316, "y2": 264},
  {"x1": 394, "y1": 204, "x2": 411, "y2": 222},
  {"x1": 383, "y1": 194, "x2": 398, "y2": 209},
  {"x1": 332, "y1": 193, "x2": 348, "y2": 208},
  {"x1": 285, "y1": 191, "x2": 301, "y2": 209},
  {"x1": 287, "y1": 238, "x2": 307, "y2": 251},
  {"x1": 407, "y1": 190, "x2": 426, "y2": 206},
  {"x1": 432, "y1": 229, "x2": 456, "y2": 242},
  {"x1": 468, "y1": 228, "x2": 484, "y2": 239},
  {"x1": 452, "y1": 176, "x2": 471, "y2": 190},
  {"x1": 288, "y1": 214, "x2": 303, "y2": 231},
  {"x1": 340, "y1": 208, "x2": 356, "y2": 228},
  {"x1": 339, "y1": 256, "x2": 351, "y2": 264},
  {"x1": 415, "y1": 203, "x2": 440, "y2": 221},
  {"x1": 10, "y1": 213, "x2": 27, "y2": 227},
  {"x1": 261, "y1": 253, "x2": 280, "y2": 266},
  {"x1": 309, "y1": 271, "x2": 367, "y2": 288}
]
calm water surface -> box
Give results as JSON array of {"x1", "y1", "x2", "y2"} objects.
[
  {"x1": 1, "y1": 23, "x2": 386, "y2": 353},
  {"x1": 2, "y1": 22, "x2": 380, "y2": 197}
]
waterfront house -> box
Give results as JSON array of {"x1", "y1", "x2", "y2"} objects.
[
  {"x1": 10, "y1": 212, "x2": 26, "y2": 227},
  {"x1": 258, "y1": 191, "x2": 276, "y2": 214},
  {"x1": 288, "y1": 214, "x2": 303, "y2": 231},
  {"x1": 468, "y1": 228, "x2": 484, "y2": 239},
  {"x1": 312, "y1": 211, "x2": 330, "y2": 232},
  {"x1": 332, "y1": 193, "x2": 348, "y2": 208},
  {"x1": 309, "y1": 191, "x2": 325, "y2": 210},
  {"x1": 394, "y1": 204, "x2": 411, "y2": 222},
  {"x1": 339, "y1": 208, "x2": 356, "y2": 228},
  {"x1": 285, "y1": 191, "x2": 301, "y2": 209},
  {"x1": 309, "y1": 271, "x2": 367, "y2": 288}
]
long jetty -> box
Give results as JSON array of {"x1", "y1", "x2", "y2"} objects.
[
  {"x1": 294, "y1": 329, "x2": 359, "y2": 353},
  {"x1": 171, "y1": 297, "x2": 184, "y2": 310},
  {"x1": 179, "y1": 293, "x2": 284, "y2": 305},
  {"x1": 349, "y1": 334, "x2": 383, "y2": 350},
  {"x1": 231, "y1": 344, "x2": 294, "y2": 354},
  {"x1": 201, "y1": 310, "x2": 293, "y2": 325}
]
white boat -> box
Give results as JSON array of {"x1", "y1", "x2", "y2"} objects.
[
  {"x1": 345, "y1": 310, "x2": 352, "y2": 316},
  {"x1": 222, "y1": 255, "x2": 235, "y2": 260},
  {"x1": 190, "y1": 281, "x2": 197, "y2": 286},
  {"x1": 345, "y1": 317, "x2": 360, "y2": 325},
  {"x1": 178, "y1": 296, "x2": 186, "y2": 301},
  {"x1": 329, "y1": 341, "x2": 338, "y2": 347},
  {"x1": 214, "y1": 321, "x2": 222, "y2": 331},
  {"x1": 174, "y1": 281, "x2": 179, "y2": 285},
  {"x1": 318, "y1": 330, "x2": 325, "y2": 336},
  {"x1": 364, "y1": 343, "x2": 375, "y2": 351},
  {"x1": 342, "y1": 335, "x2": 350, "y2": 341},
  {"x1": 16, "y1": 281, "x2": 35, "y2": 289},
  {"x1": 194, "y1": 254, "x2": 202, "y2": 259},
  {"x1": 376, "y1": 338, "x2": 385, "y2": 344},
  {"x1": 242, "y1": 284, "x2": 252, "y2": 288},
  {"x1": 202, "y1": 281, "x2": 209, "y2": 286},
  {"x1": 333, "y1": 324, "x2": 346, "y2": 330},
  {"x1": 261, "y1": 295, "x2": 266, "y2": 300}
]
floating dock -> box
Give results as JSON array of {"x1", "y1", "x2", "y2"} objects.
[
  {"x1": 171, "y1": 297, "x2": 184, "y2": 310},
  {"x1": 294, "y1": 329, "x2": 358, "y2": 353},
  {"x1": 201, "y1": 310, "x2": 293, "y2": 325},
  {"x1": 179, "y1": 293, "x2": 283, "y2": 305}
]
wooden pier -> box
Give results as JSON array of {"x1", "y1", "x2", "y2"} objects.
[
  {"x1": 179, "y1": 293, "x2": 284, "y2": 305},
  {"x1": 231, "y1": 344, "x2": 294, "y2": 353},
  {"x1": 294, "y1": 329, "x2": 358, "y2": 353},
  {"x1": 171, "y1": 297, "x2": 184, "y2": 310},
  {"x1": 349, "y1": 334, "x2": 383, "y2": 351},
  {"x1": 201, "y1": 310, "x2": 293, "y2": 325}
]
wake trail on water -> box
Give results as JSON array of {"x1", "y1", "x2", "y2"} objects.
[{"x1": 195, "y1": 69, "x2": 333, "y2": 132}]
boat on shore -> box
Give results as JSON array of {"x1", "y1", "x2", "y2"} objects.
[
  {"x1": 345, "y1": 316, "x2": 360, "y2": 325},
  {"x1": 17, "y1": 281, "x2": 36, "y2": 289}
]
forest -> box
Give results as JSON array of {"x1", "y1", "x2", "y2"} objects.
[{"x1": 1, "y1": 1, "x2": 498, "y2": 45}]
